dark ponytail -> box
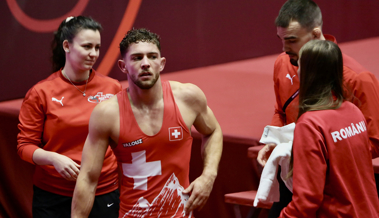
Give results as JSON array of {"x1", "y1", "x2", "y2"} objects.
[{"x1": 51, "y1": 16, "x2": 103, "y2": 72}]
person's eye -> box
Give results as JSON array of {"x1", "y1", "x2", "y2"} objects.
[{"x1": 132, "y1": 56, "x2": 142, "y2": 61}]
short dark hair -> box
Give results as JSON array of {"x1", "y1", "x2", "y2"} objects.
[
  {"x1": 51, "y1": 16, "x2": 102, "y2": 72},
  {"x1": 297, "y1": 40, "x2": 345, "y2": 119},
  {"x1": 119, "y1": 28, "x2": 161, "y2": 58},
  {"x1": 275, "y1": 0, "x2": 323, "y2": 31}
]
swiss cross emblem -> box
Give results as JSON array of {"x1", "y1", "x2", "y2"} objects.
[{"x1": 169, "y1": 127, "x2": 183, "y2": 141}]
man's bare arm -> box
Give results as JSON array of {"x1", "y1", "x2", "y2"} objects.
[
  {"x1": 71, "y1": 98, "x2": 118, "y2": 218},
  {"x1": 181, "y1": 84, "x2": 223, "y2": 213}
]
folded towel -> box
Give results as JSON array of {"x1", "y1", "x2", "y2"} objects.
[{"x1": 253, "y1": 123, "x2": 295, "y2": 207}]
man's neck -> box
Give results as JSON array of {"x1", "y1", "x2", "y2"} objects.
[
  {"x1": 320, "y1": 33, "x2": 326, "y2": 41},
  {"x1": 127, "y1": 79, "x2": 163, "y2": 109}
]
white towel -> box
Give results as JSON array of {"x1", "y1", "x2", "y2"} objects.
[{"x1": 253, "y1": 123, "x2": 295, "y2": 207}]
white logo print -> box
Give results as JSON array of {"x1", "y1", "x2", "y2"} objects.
[
  {"x1": 107, "y1": 203, "x2": 114, "y2": 207},
  {"x1": 169, "y1": 127, "x2": 183, "y2": 141},
  {"x1": 123, "y1": 173, "x2": 192, "y2": 218},
  {"x1": 123, "y1": 138, "x2": 143, "y2": 147},
  {"x1": 286, "y1": 74, "x2": 296, "y2": 85},
  {"x1": 52, "y1": 97, "x2": 64, "y2": 106},
  {"x1": 122, "y1": 151, "x2": 162, "y2": 190},
  {"x1": 331, "y1": 121, "x2": 366, "y2": 143}
]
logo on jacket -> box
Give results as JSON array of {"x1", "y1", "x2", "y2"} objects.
[
  {"x1": 330, "y1": 121, "x2": 366, "y2": 143},
  {"x1": 286, "y1": 74, "x2": 296, "y2": 85},
  {"x1": 123, "y1": 138, "x2": 143, "y2": 147},
  {"x1": 88, "y1": 92, "x2": 114, "y2": 103},
  {"x1": 52, "y1": 97, "x2": 64, "y2": 106},
  {"x1": 169, "y1": 127, "x2": 183, "y2": 141}
]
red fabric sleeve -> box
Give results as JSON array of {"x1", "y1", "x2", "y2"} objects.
[
  {"x1": 348, "y1": 71, "x2": 379, "y2": 158},
  {"x1": 271, "y1": 58, "x2": 286, "y2": 127},
  {"x1": 271, "y1": 102, "x2": 286, "y2": 127},
  {"x1": 17, "y1": 87, "x2": 45, "y2": 164},
  {"x1": 280, "y1": 121, "x2": 327, "y2": 218}
]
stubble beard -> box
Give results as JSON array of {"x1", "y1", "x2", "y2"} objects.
[
  {"x1": 132, "y1": 73, "x2": 160, "y2": 90},
  {"x1": 290, "y1": 58, "x2": 298, "y2": 67},
  {"x1": 286, "y1": 52, "x2": 299, "y2": 67}
]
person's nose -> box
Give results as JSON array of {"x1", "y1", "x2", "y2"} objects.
[
  {"x1": 282, "y1": 40, "x2": 291, "y2": 52},
  {"x1": 141, "y1": 56, "x2": 150, "y2": 69},
  {"x1": 89, "y1": 47, "x2": 99, "y2": 57},
  {"x1": 282, "y1": 41, "x2": 289, "y2": 53}
]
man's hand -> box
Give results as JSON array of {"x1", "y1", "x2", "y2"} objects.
[
  {"x1": 182, "y1": 174, "x2": 216, "y2": 214},
  {"x1": 257, "y1": 143, "x2": 277, "y2": 167}
]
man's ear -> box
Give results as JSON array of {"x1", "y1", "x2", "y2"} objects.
[
  {"x1": 63, "y1": 40, "x2": 70, "y2": 53},
  {"x1": 118, "y1": 59, "x2": 128, "y2": 74},
  {"x1": 312, "y1": 28, "x2": 322, "y2": 39},
  {"x1": 160, "y1": 57, "x2": 166, "y2": 72}
]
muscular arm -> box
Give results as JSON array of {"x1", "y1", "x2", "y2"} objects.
[
  {"x1": 71, "y1": 97, "x2": 118, "y2": 218},
  {"x1": 186, "y1": 105, "x2": 222, "y2": 212},
  {"x1": 176, "y1": 83, "x2": 223, "y2": 213},
  {"x1": 194, "y1": 105, "x2": 223, "y2": 182}
]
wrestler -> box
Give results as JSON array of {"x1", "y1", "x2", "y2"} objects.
[{"x1": 71, "y1": 28, "x2": 223, "y2": 218}]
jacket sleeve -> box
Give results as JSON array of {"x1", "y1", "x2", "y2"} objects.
[
  {"x1": 280, "y1": 121, "x2": 327, "y2": 218},
  {"x1": 349, "y1": 71, "x2": 379, "y2": 158},
  {"x1": 271, "y1": 58, "x2": 286, "y2": 127},
  {"x1": 17, "y1": 87, "x2": 45, "y2": 164}
]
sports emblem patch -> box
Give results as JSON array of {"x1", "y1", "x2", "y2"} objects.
[{"x1": 169, "y1": 127, "x2": 183, "y2": 141}]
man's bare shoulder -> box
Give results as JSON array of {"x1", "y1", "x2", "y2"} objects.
[
  {"x1": 91, "y1": 95, "x2": 119, "y2": 121},
  {"x1": 169, "y1": 81, "x2": 206, "y2": 104}
]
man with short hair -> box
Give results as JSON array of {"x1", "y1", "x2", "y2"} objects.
[
  {"x1": 257, "y1": 0, "x2": 379, "y2": 217},
  {"x1": 71, "y1": 28, "x2": 223, "y2": 218}
]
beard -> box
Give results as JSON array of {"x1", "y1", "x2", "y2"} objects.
[
  {"x1": 286, "y1": 52, "x2": 299, "y2": 67},
  {"x1": 131, "y1": 72, "x2": 160, "y2": 89},
  {"x1": 290, "y1": 58, "x2": 298, "y2": 66}
]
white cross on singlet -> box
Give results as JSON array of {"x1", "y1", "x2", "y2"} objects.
[
  {"x1": 122, "y1": 150, "x2": 162, "y2": 190},
  {"x1": 172, "y1": 129, "x2": 181, "y2": 138}
]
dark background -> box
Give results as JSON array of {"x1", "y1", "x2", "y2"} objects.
[{"x1": 1, "y1": 0, "x2": 379, "y2": 101}]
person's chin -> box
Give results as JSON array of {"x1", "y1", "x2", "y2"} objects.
[{"x1": 83, "y1": 65, "x2": 93, "y2": 71}]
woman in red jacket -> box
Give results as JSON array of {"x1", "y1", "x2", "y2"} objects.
[
  {"x1": 280, "y1": 40, "x2": 379, "y2": 218},
  {"x1": 17, "y1": 16, "x2": 121, "y2": 218}
]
